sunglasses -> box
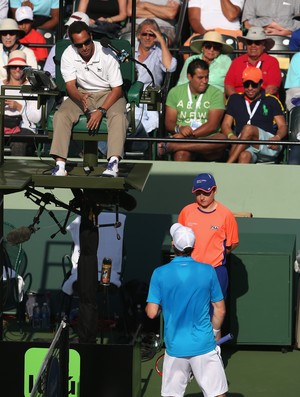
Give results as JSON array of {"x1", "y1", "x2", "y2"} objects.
[
  {"x1": 243, "y1": 80, "x2": 260, "y2": 88},
  {"x1": 1, "y1": 31, "x2": 17, "y2": 36},
  {"x1": 246, "y1": 40, "x2": 264, "y2": 46},
  {"x1": 73, "y1": 37, "x2": 92, "y2": 48},
  {"x1": 10, "y1": 65, "x2": 25, "y2": 69},
  {"x1": 203, "y1": 42, "x2": 222, "y2": 51},
  {"x1": 141, "y1": 32, "x2": 156, "y2": 38}
]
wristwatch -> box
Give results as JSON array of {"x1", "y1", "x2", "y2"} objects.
[{"x1": 98, "y1": 107, "x2": 107, "y2": 117}]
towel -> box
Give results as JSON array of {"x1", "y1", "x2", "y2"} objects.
[{"x1": 62, "y1": 212, "x2": 126, "y2": 295}]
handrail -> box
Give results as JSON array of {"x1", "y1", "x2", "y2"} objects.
[{"x1": 3, "y1": 133, "x2": 299, "y2": 147}]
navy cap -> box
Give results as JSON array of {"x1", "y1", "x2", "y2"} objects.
[{"x1": 192, "y1": 173, "x2": 216, "y2": 193}]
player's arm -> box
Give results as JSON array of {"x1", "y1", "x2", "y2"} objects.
[
  {"x1": 226, "y1": 242, "x2": 238, "y2": 254},
  {"x1": 146, "y1": 302, "x2": 162, "y2": 319},
  {"x1": 211, "y1": 299, "x2": 226, "y2": 331}
]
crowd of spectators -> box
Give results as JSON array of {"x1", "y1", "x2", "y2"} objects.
[{"x1": 0, "y1": 0, "x2": 299, "y2": 165}]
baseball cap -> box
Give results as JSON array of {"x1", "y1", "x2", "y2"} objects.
[
  {"x1": 170, "y1": 223, "x2": 195, "y2": 252},
  {"x1": 242, "y1": 67, "x2": 263, "y2": 83},
  {"x1": 15, "y1": 6, "x2": 33, "y2": 22},
  {"x1": 192, "y1": 173, "x2": 216, "y2": 193},
  {"x1": 65, "y1": 12, "x2": 90, "y2": 27}
]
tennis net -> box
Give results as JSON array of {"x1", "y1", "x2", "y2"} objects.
[{"x1": 30, "y1": 319, "x2": 69, "y2": 397}]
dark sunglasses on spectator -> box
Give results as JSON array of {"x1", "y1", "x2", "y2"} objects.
[
  {"x1": 10, "y1": 65, "x2": 25, "y2": 69},
  {"x1": 246, "y1": 40, "x2": 263, "y2": 46},
  {"x1": 73, "y1": 37, "x2": 92, "y2": 48},
  {"x1": 203, "y1": 42, "x2": 222, "y2": 51},
  {"x1": 1, "y1": 31, "x2": 17, "y2": 36},
  {"x1": 243, "y1": 80, "x2": 260, "y2": 88},
  {"x1": 141, "y1": 32, "x2": 156, "y2": 37}
]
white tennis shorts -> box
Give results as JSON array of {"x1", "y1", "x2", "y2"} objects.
[{"x1": 161, "y1": 348, "x2": 228, "y2": 397}]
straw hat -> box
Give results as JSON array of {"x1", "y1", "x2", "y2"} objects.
[
  {"x1": 0, "y1": 18, "x2": 26, "y2": 38},
  {"x1": 190, "y1": 31, "x2": 234, "y2": 54},
  {"x1": 4, "y1": 50, "x2": 29, "y2": 68},
  {"x1": 237, "y1": 27, "x2": 275, "y2": 51}
]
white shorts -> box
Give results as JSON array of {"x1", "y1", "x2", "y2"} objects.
[
  {"x1": 161, "y1": 349, "x2": 228, "y2": 397},
  {"x1": 244, "y1": 128, "x2": 282, "y2": 163}
]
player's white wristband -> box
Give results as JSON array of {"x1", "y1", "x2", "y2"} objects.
[{"x1": 213, "y1": 328, "x2": 220, "y2": 337}]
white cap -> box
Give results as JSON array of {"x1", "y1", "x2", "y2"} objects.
[
  {"x1": 15, "y1": 6, "x2": 34, "y2": 22},
  {"x1": 65, "y1": 12, "x2": 90, "y2": 27},
  {"x1": 170, "y1": 223, "x2": 195, "y2": 252}
]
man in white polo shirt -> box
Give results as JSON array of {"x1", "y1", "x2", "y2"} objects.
[{"x1": 50, "y1": 20, "x2": 128, "y2": 177}]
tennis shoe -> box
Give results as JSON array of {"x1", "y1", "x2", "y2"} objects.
[
  {"x1": 102, "y1": 159, "x2": 119, "y2": 177},
  {"x1": 51, "y1": 165, "x2": 67, "y2": 176}
]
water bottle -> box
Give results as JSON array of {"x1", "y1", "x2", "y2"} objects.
[
  {"x1": 32, "y1": 303, "x2": 41, "y2": 329},
  {"x1": 41, "y1": 302, "x2": 50, "y2": 329},
  {"x1": 101, "y1": 257, "x2": 112, "y2": 286}
]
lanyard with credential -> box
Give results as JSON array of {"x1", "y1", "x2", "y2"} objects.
[
  {"x1": 245, "y1": 99, "x2": 261, "y2": 124},
  {"x1": 187, "y1": 85, "x2": 203, "y2": 114}
]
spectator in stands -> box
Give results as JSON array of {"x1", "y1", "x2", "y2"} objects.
[
  {"x1": 187, "y1": 0, "x2": 244, "y2": 46},
  {"x1": 0, "y1": 0, "x2": 8, "y2": 19},
  {"x1": 133, "y1": 19, "x2": 177, "y2": 145},
  {"x1": 284, "y1": 47, "x2": 300, "y2": 165},
  {"x1": 1, "y1": 50, "x2": 41, "y2": 155},
  {"x1": 285, "y1": 50, "x2": 300, "y2": 112},
  {"x1": 50, "y1": 21, "x2": 128, "y2": 177},
  {"x1": 224, "y1": 27, "x2": 282, "y2": 97},
  {"x1": 159, "y1": 59, "x2": 227, "y2": 162},
  {"x1": 10, "y1": 0, "x2": 59, "y2": 31},
  {"x1": 15, "y1": 6, "x2": 48, "y2": 64},
  {"x1": 289, "y1": 14, "x2": 300, "y2": 52},
  {"x1": 222, "y1": 67, "x2": 287, "y2": 163},
  {"x1": 44, "y1": 11, "x2": 90, "y2": 78},
  {"x1": 242, "y1": 0, "x2": 300, "y2": 36},
  {"x1": 78, "y1": 0, "x2": 127, "y2": 32},
  {"x1": 126, "y1": 0, "x2": 180, "y2": 43},
  {"x1": 177, "y1": 31, "x2": 233, "y2": 93},
  {"x1": 0, "y1": 18, "x2": 37, "y2": 80}
]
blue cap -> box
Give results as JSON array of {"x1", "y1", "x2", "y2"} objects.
[{"x1": 192, "y1": 173, "x2": 216, "y2": 193}]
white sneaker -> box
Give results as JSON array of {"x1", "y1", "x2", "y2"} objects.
[
  {"x1": 51, "y1": 165, "x2": 67, "y2": 176},
  {"x1": 102, "y1": 159, "x2": 119, "y2": 177}
]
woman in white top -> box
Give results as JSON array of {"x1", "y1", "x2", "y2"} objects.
[{"x1": 1, "y1": 49, "x2": 41, "y2": 155}]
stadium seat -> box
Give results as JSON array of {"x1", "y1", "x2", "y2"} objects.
[{"x1": 268, "y1": 35, "x2": 291, "y2": 70}]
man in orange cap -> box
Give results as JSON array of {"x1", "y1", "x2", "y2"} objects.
[{"x1": 222, "y1": 66, "x2": 287, "y2": 163}]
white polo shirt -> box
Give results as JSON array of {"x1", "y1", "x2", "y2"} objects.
[{"x1": 61, "y1": 41, "x2": 123, "y2": 92}]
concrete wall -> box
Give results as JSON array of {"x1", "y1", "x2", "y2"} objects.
[{"x1": 4, "y1": 161, "x2": 300, "y2": 296}]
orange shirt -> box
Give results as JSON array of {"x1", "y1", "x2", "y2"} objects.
[
  {"x1": 19, "y1": 29, "x2": 48, "y2": 62},
  {"x1": 178, "y1": 201, "x2": 239, "y2": 267}
]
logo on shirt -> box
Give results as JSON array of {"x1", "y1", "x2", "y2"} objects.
[
  {"x1": 210, "y1": 225, "x2": 219, "y2": 230},
  {"x1": 262, "y1": 104, "x2": 268, "y2": 116}
]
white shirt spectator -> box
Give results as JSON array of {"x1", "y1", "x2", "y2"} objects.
[{"x1": 188, "y1": 0, "x2": 244, "y2": 31}]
